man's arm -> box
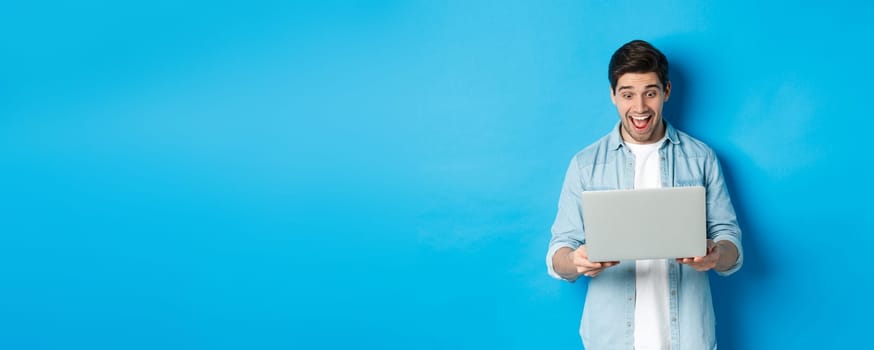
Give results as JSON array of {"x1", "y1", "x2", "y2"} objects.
[
  {"x1": 548, "y1": 155, "x2": 622, "y2": 281},
  {"x1": 678, "y1": 149, "x2": 743, "y2": 275},
  {"x1": 546, "y1": 156, "x2": 586, "y2": 281}
]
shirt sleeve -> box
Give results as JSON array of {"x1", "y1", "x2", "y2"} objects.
[
  {"x1": 546, "y1": 156, "x2": 587, "y2": 281},
  {"x1": 704, "y1": 150, "x2": 744, "y2": 276}
]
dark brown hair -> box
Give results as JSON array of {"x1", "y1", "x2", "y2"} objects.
[{"x1": 608, "y1": 40, "x2": 669, "y2": 92}]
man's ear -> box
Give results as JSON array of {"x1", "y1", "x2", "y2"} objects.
[{"x1": 664, "y1": 81, "x2": 671, "y2": 102}]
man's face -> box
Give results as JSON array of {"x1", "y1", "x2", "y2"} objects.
[{"x1": 610, "y1": 72, "x2": 671, "y2": 144}]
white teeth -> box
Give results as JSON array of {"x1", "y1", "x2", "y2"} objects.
[{"x1": 631, "y1": 115, "x2": 651, "y2": 120}]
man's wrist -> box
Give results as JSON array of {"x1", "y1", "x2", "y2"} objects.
[
  {"x1": 561, "y1": 247, "x2": 581, "y2": 280},
  {"x1": 714, "y1": 240, "x2": 738, "y2": 271}
]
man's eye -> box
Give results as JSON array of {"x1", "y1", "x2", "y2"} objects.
[
  {"x1": 622, "y1": 94, "x2": 632, "y2": 99},
  {"x1": 646, "y1": 92, "x2": 657, "y2": 97}
]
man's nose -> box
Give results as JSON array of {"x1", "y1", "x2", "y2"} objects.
[{"x1": 633, "y1": 96, "x2": 647, "y2": 112}]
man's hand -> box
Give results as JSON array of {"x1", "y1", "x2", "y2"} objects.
[
  {"x1": 677, "y1": 239, "x2": 722, "y2": 272},
  {"x1": 568, "y1": 245, "x2": 620, "y2": 278}
]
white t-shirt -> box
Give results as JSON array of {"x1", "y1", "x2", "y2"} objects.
[{"x1": 625, "y1": 138, "x2": 671, "y2": 350}]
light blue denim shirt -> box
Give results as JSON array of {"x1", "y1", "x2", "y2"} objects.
[{"x1": 547, "y1": 122, "x2": 743, "y2": 349}]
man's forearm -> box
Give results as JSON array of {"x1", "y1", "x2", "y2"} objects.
[
  {"x1": 714, "y1": 240, "x2": 739, "y2": 272},
  {"x1": 552, "y1": 247, "x2": 581, "y2": 281}
]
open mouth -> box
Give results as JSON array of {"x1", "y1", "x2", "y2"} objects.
[{"x1": 630, "y1": 115, "x2": 652, "y2": 131}]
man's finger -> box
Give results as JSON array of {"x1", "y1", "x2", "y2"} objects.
[
  {"x1": 583, "y1": 268, "x2": 605, "y2": 278},
  {"x1": 577, "y1": 266, "x2": 601, "y2": 274},
  {"x1": 574, "y1": 257, "x2": 602, "y2": 269}
]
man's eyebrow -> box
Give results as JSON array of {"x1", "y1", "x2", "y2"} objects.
[{"x1": 618, "y1": 84, "x2": 663, "y2": 92}]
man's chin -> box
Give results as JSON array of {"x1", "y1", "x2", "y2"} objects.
[{"x1": 622, "y1": 125, "x2": 651, "y2": 142}]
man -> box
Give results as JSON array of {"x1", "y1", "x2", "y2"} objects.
[{"x1": 546, "y1": 40, "x2": 743, "y2": 349}]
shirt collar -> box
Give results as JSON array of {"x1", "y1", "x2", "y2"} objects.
[{"x1": 608, "y1": 121, "x2": 680, "y2": 151}]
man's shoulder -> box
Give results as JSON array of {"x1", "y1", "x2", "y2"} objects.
[
  {"x1": 570, "y1": 132, "x2": 615, "y2": 166},
  {"x1": 672, "y1": 128, "x2": 717, "y2": 158}
]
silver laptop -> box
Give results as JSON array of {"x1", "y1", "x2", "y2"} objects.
[{"x1": 581, "y1": 186, "x2": 706, "y2": 262}]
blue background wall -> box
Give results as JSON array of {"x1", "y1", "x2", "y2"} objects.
[{"x1": 2, "y1": 1, "x2": 871, "y2": 349}]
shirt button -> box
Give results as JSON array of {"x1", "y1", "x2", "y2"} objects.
[
  {"x1": 672, "y1": 317, "x2": 677, "y2": 322},
  {"x1": 627, "y1": 322, "x2": 632, "y2": 328},
  {"x1": 671, "y1": 290, "x2": 676, "y2": 296}
]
